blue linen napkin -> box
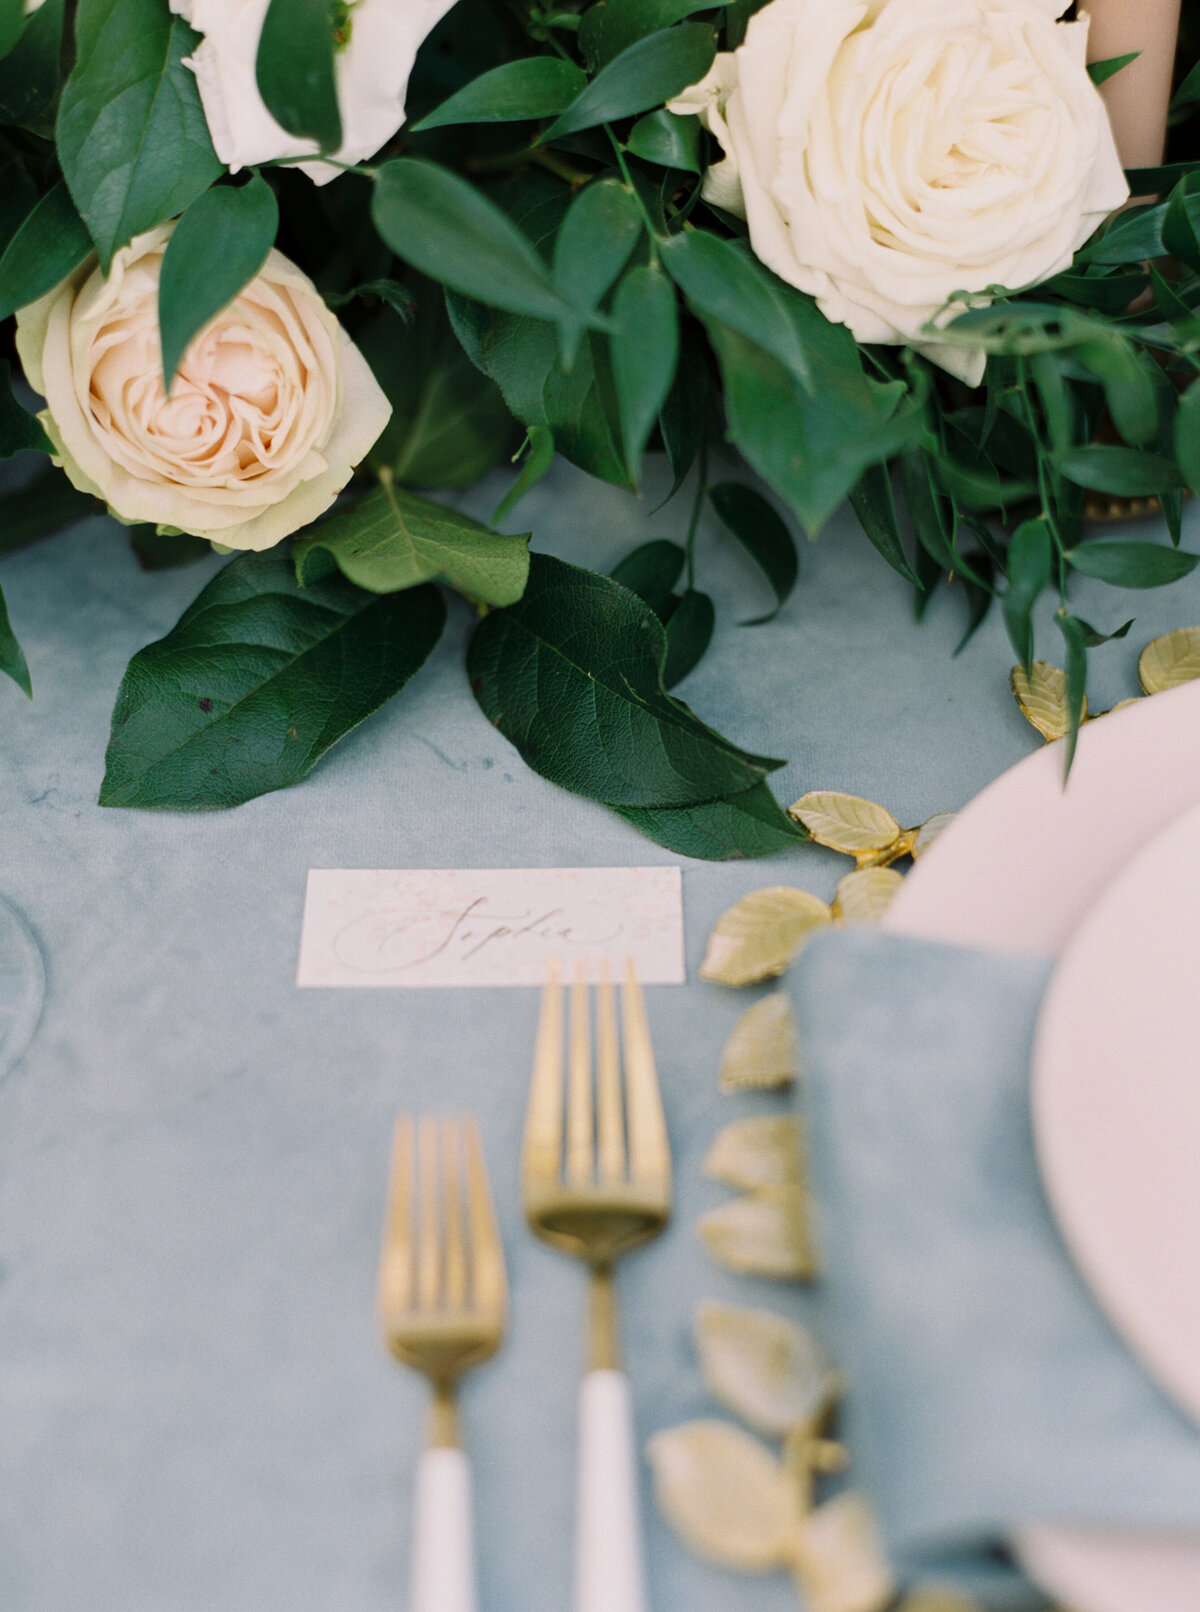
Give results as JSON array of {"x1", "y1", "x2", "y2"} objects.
[{"x1": 792, "y1": 928, "x2": 1200, "y2": 1573}]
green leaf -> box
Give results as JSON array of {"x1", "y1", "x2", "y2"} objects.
[
  {"x1": 1076, "y1": 202, "x2": 1166, "y2": 266},
  {"x1": 1064, "y1": 539, "x2": 1199, "y2": 588},
  {"x1": 901, "y1": 447, "x2": 958, "y2": 575},
  {"x1": 493, "y1": 424, "x2": 555, "y2": 523},
  {"x1": 0, "y1": 581, "x2": 31, "y2": 697},
  {"x1": 1055, "y1": 613, "x2": 1088, "y2": 776},
  {"x1": 294, "y1": 479, "x2": 530, "y2": 606},
  {"x1": 708, "y1": 481, "x2": 797, "y2": 621},
  {"x1": 129, "y1": 528, "x2": 211, "y2": 570},
  {"x1": 1171, "y1": 56, "x2": 1200, "y2": 114},
  {"x1": 1149, "y1": 263, "x2": 1199, "y2": 328},
  {"x1": 658, "y1": 325, "x2": 712, "y2": 498},
  {"x1": 158, "y1": 177, "x2": 279, "y2": 389},
  {"x1": 848, "y1": 464, "x2": 919, "y2": 587},
  {"x1": 0, "y1": 0, "x2": 29, "y2": 63},
  {"x1": 612, "y1": 264, "x2": 679, "y2": 481},
  {"x1": 0, "y1": 360, "x2": 51, "y2": 457},
  {"x1": 56, "y1": 0, "x2": 222, "y2": 271},
  {"x1": 1056, "y1": 445, "x2": 1184, "y2": 497},
  {"x1": 413, "y1": 57, "x2": 586, "y2": 131},
  {"x1": 625, "y1": 108, "x2": 701, "y2": 172},
  {"x1": 0, "y1": 466, "x2": 96, "y2": 558},
  {"x1": 552, "y1": 177, "x2": 642, "y2": 365},
  {"x1": 467, "y1": 552, "x2": 782, "y2": 807},
  {"x1": 444, "y1": 175, "x2": 630, "y2": 487},
  {"x1": 546, "y1": 23, "x2": 717, "y2": 141},
  {"x1": 325, "y1": 279, "x2": 416, "y2": 321},
  {"x1": 953, "y1": 548, "x2": 996, "y2": 655},
  {"x1": 662, "y1": 585, "x2": 713, "y2": 685},
  {"x1": 1126, "y1": 162, "x2": 1200, "y2": 194},
  {"x1": 1030, "y1": 351, "x2": 1076, "y2": 456},
  {"x1": 1088, "y1": 51, "x2": 1139, "y2": 87},
  {"x1": 0, "y1": 181, "x2": 93, "y2": 322},
  {"x1": 579, "y1": 0, "x2": 728, "y2": 70},
  {"x1": 100, "y1": 550, "x2": 445, "y2": 810},
  {"x1": 444, "y1": 175, "x2": 570, "y2": 422},
  {"x1": 542, "y1": 333, "x2": 631, "y2": 487},
  {"x1": 610, "y1": 538, "x2": 686, "y2": 609},
  {"x1": 1071, "y1": 337, "x2": 1157, "y2": 447},
  {"x1": 1161, "y1": 170, "x2": 1200, "y2": 274},
  {"x1": 1002, "y1": 516, "x2": 1053, "y2": 672},
  {"x1": 373, "y1": 159, "x2": 582, "y2": 324},
  {"x1": 662, "y1": 231, "x2": 813, "y2": 389},
  {"x1": 0, "y1": 0, "x2": 63, "y2": 130},
  {"x1": 1175, "y1": 377, "x2": 1200, "y2": 498},
  {"x1": 1038, "y1": 267, "x2": 1149, "y2": 314},
  {"x1": 1072, "y1": 614, "x2": 1135, "y2": 648},
  {"x1": 0, "y1": 162, "x2": 37, "y2": 259},
  {"x1": 357, "y1": 294, "x2": 512, "y2": 489},
  {"x1": 255, "y1": 0, "x2": 340, "y2": 152},
  {"x1": 710, "y1": 323, "x2": 926, "y2": 534},
  {"x1": 723, "y1": 0, "x2": 768, "y2": 48},
  {"x1": 610, "y1": 781, "x2": 807, "y2": 860}
]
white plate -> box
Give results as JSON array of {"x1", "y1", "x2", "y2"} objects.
[
  {"x1": 1033, "y1": 801, "x2": 1200, "y2": 1428},
  {"x1": 886, "y1": 676, "x2": 1200, "y2": 955},
  {"x1": 883, "y1": 677, "x2": 1200, "y2": 1612}
]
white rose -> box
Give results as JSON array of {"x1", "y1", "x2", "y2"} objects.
[
  {"x1": 171, "y1": 0, "x2": 460, "y2": 184},
  {"x1": 670, "y1": 0, "x2": 1129, "y2": 385},
  {"x1": 14, "y1": 223, "x2": 391, "y2": 551}
]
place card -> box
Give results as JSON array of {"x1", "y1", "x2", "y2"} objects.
[{"x1": 296, "y1": 867, "x2": 685, "y2": 987}]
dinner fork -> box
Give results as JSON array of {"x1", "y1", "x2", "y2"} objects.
[
  {"x1": 523, "y1": 960, "x2": 672, "y2": 1612},
  {"x1": 378, "y1": 1114, "x2": 507, "y2": 1612}
]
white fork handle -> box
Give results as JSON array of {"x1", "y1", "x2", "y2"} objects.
[
  {"x1": 575, "y1": 1369, "x2": 649, "y2": 1612},
  {"x1": 411, "y1": 1446, "x2": 477, "y2": 1612}
]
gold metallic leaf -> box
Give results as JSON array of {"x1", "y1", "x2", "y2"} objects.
[
  {"x1": 698, "y1": 1186, "x2": 814, "y2": 1279},
  {"x1": 694, "y1": 1299, "x2": 837, "y2": 1436},
  {"x1": 1139, "y1": 626, "x2": 1200, "y2": 694},
  {"x1": 791, "y1": 1491, "x2": 895, "y2": 1612},
  {"x1": 646, "y1": 1420, "x2": 801, "y2": 1571},
  {"x1": 1106, "y1": 697, "x2": 1143, "y2": 715},
  {"x1": 700, "y1": 887, "x2": 833, "y2": 987},
  {"x1": 1009, "y1": 661, "x2": 1087, "y2": 741},
  {"x1": 898, "y1": 1590, "x2": 986, "y2": 1612},
  {"x1": 832, "y1": 867, "x2": 904, "y2": 925},
  {"x1": 911, "y1": 812, "x2": 955, "y2": 860},
  {"x1": 704, "y1": 1115, "x2": 803, "y2": 1191},
  {"x1": 787, "y1": 792, "x2": 902, "y2": 857},
  {"x1": 719, "y1": 993, "x2": 798, "y2": 1092}
]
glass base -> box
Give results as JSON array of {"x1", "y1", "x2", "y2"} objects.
[{"x1": 0, "y1": 892, "x2": 43, "y2": 1082}]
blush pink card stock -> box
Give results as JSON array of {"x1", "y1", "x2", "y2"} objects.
[{"x1": 296, "y1": 867, "x2": 685, "y2": 988}]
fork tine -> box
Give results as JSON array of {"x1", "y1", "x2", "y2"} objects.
[
  {"x1": 566, "y1": 966, "x2": 594, "y2": 1186},
  {"x1": 379, "y1": 1114, "x2": 416, "y2": 1328},
  {"x1": 441, "y1": 1117, "x2": 467, "y2": 1312},
  {"x1": 523, "y1": 961, "x2": 564, "y2": 1188},
  {"x1": 621, "y1": 958, "x2": 671, "y2": 1190},
  {"x1": 463, "y1": 1115, "x2": 506, "y2": 1316},
  {"x1": 595, "y1": 961, "x2": 625, "y2": 1184},
  {"x1": 417, "y1": 1114, "x2": 441, "y2": 1311}
]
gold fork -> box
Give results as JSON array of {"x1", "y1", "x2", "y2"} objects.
[
  {"x1": 523, "y1": 960, "x2": 672, "y2": 1612},
  {"x1": 378, "y1": 1114, "x2": 506, "y2": 1612}
]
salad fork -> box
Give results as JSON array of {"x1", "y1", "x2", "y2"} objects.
[
  {"x1": 522, "y1": 960, "x2": 672, "y2": 1612},
  {"x1": 378, "y1": 1113, "x2": 506, "y2": 1612}
]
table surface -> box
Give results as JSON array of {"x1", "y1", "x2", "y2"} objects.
[{"x1": 1, "y1": 452, "x2": 1196, "y2": 1612}]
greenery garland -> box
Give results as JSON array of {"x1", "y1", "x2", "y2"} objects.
[{"x1": 1, "y1": 0, "x2": 1199, "y2": 856}]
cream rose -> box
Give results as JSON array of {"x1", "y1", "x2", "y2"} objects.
[
  {"x1": 171, "y1": 0, "x2": 460, "y2": 184},
  {"x1": 14, "y1": 223, "x2": 390, "y2": 551},
  {"x1": 670, "y1": 0, "x2": 1129, "y2": 384}
]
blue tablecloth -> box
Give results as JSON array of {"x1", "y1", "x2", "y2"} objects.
[{"x1": 2, "y1": 452, "x2": 1198, "y2": 1612}]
